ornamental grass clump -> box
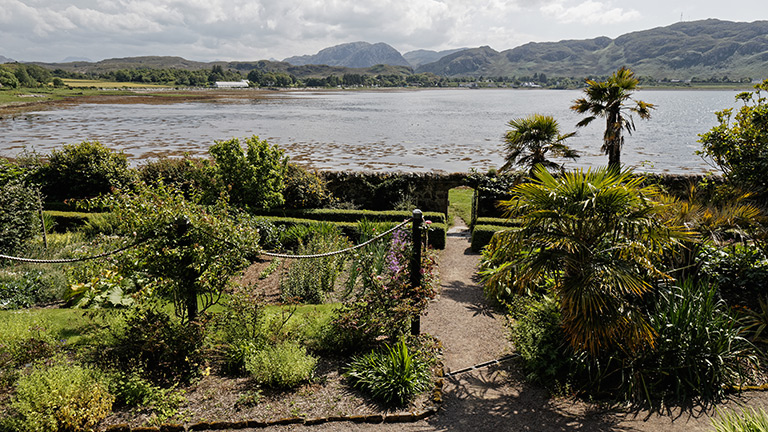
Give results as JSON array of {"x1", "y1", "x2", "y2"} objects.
[
  {"x1": 712, "y1": 407, "x2": 768, "y2": 432},
  {"x1": 345, "y1": 338, "x2": 432, "y2": 407}
]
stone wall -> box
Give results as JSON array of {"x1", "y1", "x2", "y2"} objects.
[{"x1": 320, "y1": 171, "x2": 722, "y2": 218}]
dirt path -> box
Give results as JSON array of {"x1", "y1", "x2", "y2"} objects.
[{"x1": 263, "y1": 218, "x2": 768, "y2": 432}]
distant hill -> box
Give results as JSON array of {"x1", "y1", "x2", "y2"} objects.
[
  {"x1": 283, "y1": 42, "x2": 410, "y2": 68},
  {"x1": 416, "y1": 46, "x2": 500, "y2": 76},
  {"x1": 416, "y1": 19, "x2": 768, "y2": 80},
  {"x1": 27, "y1": 19, "x2": 768, "y2": 81},
  {"x1": 403, "y1": 48, "x2": 467, "y2": 67},
  {"x1": 0, "y1": 55, "x2": 15, "y2": 63}
]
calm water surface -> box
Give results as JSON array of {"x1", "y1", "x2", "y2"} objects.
[{"x1": 0, "y1": 89, "x2": 740, "y2": 173}]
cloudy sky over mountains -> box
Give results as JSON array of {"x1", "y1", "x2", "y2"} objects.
[{"x1": 2, "y1": 0, "x2": 765, "y2": 63}]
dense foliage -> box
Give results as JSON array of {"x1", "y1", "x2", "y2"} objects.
[
  {"x1": 482, "y1": 166, "x2": 690, "y2": 355},
  {"x1": 40, "y1": 141, "x2": 135, "y2": 201},
  {"x1": 0, "y1": 181, "x2": 39, "y2": 256},
  {"x1": 345, "y1": 338, "x2": 432, "y2": 407},
  {"x1": 208, "y1": 136, "x2": 287, "y2": 210},
  {"x1": 699, "y1": 80, "x2": 768, "y2": 197}
]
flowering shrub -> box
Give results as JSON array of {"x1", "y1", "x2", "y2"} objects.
[{"x1": 331, "y1": 226, "x2": 437, "y2": 350}]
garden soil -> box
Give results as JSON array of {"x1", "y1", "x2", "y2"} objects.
[{"x1": 258, "y1": 218, "x2": 768, "y2": 432}]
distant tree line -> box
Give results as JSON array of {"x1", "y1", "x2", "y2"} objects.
[{"x1": 0, "y1": 61, "x2": 758, "y2": 90}]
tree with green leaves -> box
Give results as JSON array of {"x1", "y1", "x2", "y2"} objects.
[
  {"x1": 698, "y1": 80, "x2": 768, "y2": 197},
  {"x1": 571, "y1": 67, "x2": 655, "y2": 169},
  {"x1": 500, "y1": 113, "x2": 578, "y2": 174},
  {"x1": 208, "y1": 136, "x2": 287, "y2": 210},
  {"x1": 481, "y1": 166, "x2": 690, "y2": 355},
  {"x1": 96, "y1": 183, "x2": 262, "y2": 323}
]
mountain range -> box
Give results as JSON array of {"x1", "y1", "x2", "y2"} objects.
[{"x1": 14, "y1": 19, "x2": 768, "y2": 81}]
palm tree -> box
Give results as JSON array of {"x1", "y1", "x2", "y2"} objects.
[
  {"x1": 501, "y1": 114, "x2": 579, "y2": 174},
  {"x1": 571, "y1": 67, "x2": 655, "y2": 169},
  {"x1": 481, "y1": 166, "x2": 691, "y2": 355}
]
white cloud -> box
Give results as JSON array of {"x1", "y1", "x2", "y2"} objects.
[{"x1": 541, "y1": 0, "x2": 641, "y2": 24}]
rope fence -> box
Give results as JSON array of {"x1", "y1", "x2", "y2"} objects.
[
  {"x1": 0, "y1": 220, "x2": 413, "y2": 264},
  {"x1": 260, "y1": 220, "x2": 410, "y2": 259},
  {"x1": 0, "y1": 240, "x2": 147, "y2": 264}
]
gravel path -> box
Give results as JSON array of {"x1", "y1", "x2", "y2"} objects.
[{"x1": 259, "y1": 219, "x2": 768, "y2": 432}]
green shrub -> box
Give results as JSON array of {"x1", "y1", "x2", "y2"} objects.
[
  {"x1": 623, "y1": 280, "x2": 755, "y2": 405},
  {"x1": 700, "y1": 244, "x2": 768, "y2": 308},
  {"x1": 40, "y1": 141, "x2": 134, "y2": 201},
  {"x1": 0, "y1": 270, "x2": 59, "y2": 309},
  {"x1": 345, "y1": 338, "x2": 432, "y2": 407},
  {"x1": 137, "y1": 155, "x2": 212, "y2": 198},
  {"x1": 510, "y1": 296, "x2": 570, "y2": 385},
  {"x1": 244, "y1": 340, "x2": 317, "y2": 388},
  {"x1": 3, "y1": 361, "x2": 114, "y2": 432},
  {"x1": 106, "y1": 368, "x2": 185, "y2": 420},
  {"x1": 254, "y1": 208, "x2": 445, "y2": 224},
  {"x1": 712, "y1": 407, "x2": 768, "y2": 432},
  {"x1": 102, "y1": 305, "x2": 208, "y2": 385},
  {"x1": 474, "y1": 217, "x2": 519, "y2": 227},
  {"x1": 0, "y1": 180, "x2": 39, "y2": 255},
  {"x1": 208, "y1": 136, "x2": 287, "y2": 210},
  {"x1": 471, "y1": 224, "x2": 509, "y2": 252},
  {"x1": 283, "y1": 163, "x2": 336, "y2": 209}
]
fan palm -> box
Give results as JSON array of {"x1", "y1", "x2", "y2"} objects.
[
  {"x1": 501, "y1": 113, "x2": 579, "y2": 174},
  {"x1": 571, "y1": 67, "x2": 655, "y2": 169},
  {"x1": 482, "y1": 166, "x2": 692, "y2": 355}
]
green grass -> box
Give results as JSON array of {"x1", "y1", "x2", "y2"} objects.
[{"x1": 448, "y1": 187, "x2": 474, "y2": 227}]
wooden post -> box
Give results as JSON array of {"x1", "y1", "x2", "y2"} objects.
[
  {"x1": 37, "y1": 190, "x2": 47, "y2": 249},
  {"x1": 410, "y1": 209, "x2": 423, "y2": 336}
]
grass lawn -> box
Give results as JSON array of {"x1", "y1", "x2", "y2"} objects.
[{"x1": 448, "y1": 186, "x2": 474, "y2": 227}]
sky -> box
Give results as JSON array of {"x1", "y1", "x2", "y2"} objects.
[{"x1": 1, "y1": 0, "x2": 767, "y2": 63}]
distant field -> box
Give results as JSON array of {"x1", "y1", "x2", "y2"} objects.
[{"x1": 61, "y1": 79, "x2": 169, "y2": 88}]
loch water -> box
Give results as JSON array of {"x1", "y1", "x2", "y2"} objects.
[{"x1": 0, "y1": 88, "x2": 740, "y2": 173}]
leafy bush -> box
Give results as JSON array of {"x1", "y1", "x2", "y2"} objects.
[
  {"x1": 712, "y1": 407, "x2": 768, "y2": 432},
  {"x1": 345, "y1": 338, "x2": 432, "y2": 407},
  {"x1": 3, "y1": 361, "x2": 114, "y2": 432},
  {"x1": 137, "y1": 155, "x2": 212, "y2": 199},
  {"x1": 282, "y1": 163, "x2": 336, "y2": 209},
  {"x1": 471, "y1": 224, "x2": 508, "y2": 253},
  {"x1": 700, "y1": 244, "x2": 768, "y2": 308},
  {"x1": 40, "y1": 141, "x2": 135, "y2": 201},
  {"x1": 510, "y1": 296, "x2": 570, "y2": 385},
  {"x1": 331, "y1": 228, "x2": 437, "y2": 349},
  {"x1": 0, "y1": 180, "x2": 39, "y2": 255},
  {"x1": 106, "y1": 368, "x2": 185, "y2": 420},
  {"x1": 0, "y1": 270, "x2": 59, "y2": 309},
  {"x1": 244, "y1": 340, "x2": 317, "y2": 388},
  {"x1": 208, "y1": 136, "x2": 287, "y2": 210},
  {"x1": 102, "y1": 305, "x2": 208, "y2": 385},
  {"x1": 214, "y1": 285, "x2": 266, "y2": 375}
]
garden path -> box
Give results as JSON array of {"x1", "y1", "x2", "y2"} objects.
[{"x1": 264, "y1": 218, "x2": 768, "y2": 432}]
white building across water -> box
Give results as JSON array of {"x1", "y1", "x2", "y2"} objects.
[{"x1": 214, "y1": 80, "x2": 250, "y2": 88}]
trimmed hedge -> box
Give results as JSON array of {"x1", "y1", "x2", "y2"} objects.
[
  {"x1": 259, "y1": 216, "x2": 446, "y2": 249},
  {"x1": 473, "y1": 217, "x2": 519, "y2": 228},
  {"x1": 253, "y1": 208, "x2": 446, "y2": 225},
  {"x1": 471, "y1": 225, "x2": 511, "y2": 252}
]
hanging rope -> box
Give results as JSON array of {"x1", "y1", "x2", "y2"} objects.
[
  {"x1": 260, "y1": 220, "x2": 411, "y2": 259},
  {"x1": 0, "y1": 239, "x2": 147, "y2": 264}
]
